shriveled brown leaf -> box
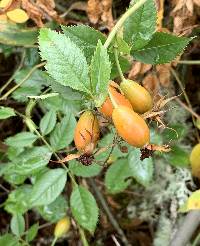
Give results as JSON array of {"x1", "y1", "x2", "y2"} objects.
[
  {"x1": 140, "y1": 64, "x2": 152, "y2": 75},
  {"x1": 101, "y1": 0, "x2": 114, "y2": 29},
  {"x1": 87, "y1": 0, "x2": 101, "y2": 24},
  {"x1": 128, "y1": 62, "x2": 142, "y2": 79},
  {"x1": 142, "y1": 73, "x2": 159, "y2": 94},
  {"x1": 87, "y1": 0, "x2": 113, "y2": 29},
  {"x1": 51, "y1": 153, "x2": 81, "y2": 163},
  {"x1": 21, "y1": 0, "x2": 61, "y2": 27},
  {"x1": 171, "y1": 0, "x2": 198, "y2": 35},
  {"x1": 156, "y1": 0, "x2": 165, "y2": 29},
  {"x1": 156, "y1": 64, "x2": 171, "y2": 87},
  {"x1": 21, "y1": 0, "x2": 43, "y2": 26},
  {"x1": 194, "y1": 0, "x2": 200, "y2": 6},
  {"x1": 172, "y1": 0, "x2": 187, "y2": 13},
  {"x1": 1, "y1": 0, "x2": 20, "y2": 12},
  {"x1": 186, "y1": 0, "x2": 194, "y2": 14},
  {"x1": 145, "y1": 144, "x2": 171, "y2": 153},
  {"x1": 128, "y1": 62, "x2": 152, "y2": 79}
]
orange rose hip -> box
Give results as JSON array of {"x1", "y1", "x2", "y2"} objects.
[
  {"x1": 120, "y1": 79, "x2": 153, "y2": 114},
  {"x1": 74, "y1": 111, "x2": 100, "y2": 153},
  {"x1": 112, "y1": 106, "x2": 150, "y2": 148},
  {"x1": 100, "y1": 86, "x2": 132, "y2": 117}
]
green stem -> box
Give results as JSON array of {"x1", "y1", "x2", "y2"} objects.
[
  {"x1": 104, "y1": 0, "x2": 148, "y2": 49},
  {"x1": 0, "y1": 62, "x2": 46, "y2": 100},
  {"x1": 108, "y1": 90, "x2": 118, "y2": 108},
  {"x1": 51, "y1": 237, "x2": 57, "y2": 246},
  {"x1": 19, "y1": 115, "x2": 87, "y2": 245},
  {"x1": 192, "y1": 232, "x2": 200, "y2": 246},
  {"x1": 113, "y1": 45, "x2": 125, "y2": 81},
  {"x1": 25, "y1": 99, "x2": 37, "y2": 119},
  {"x1": 79, "y1": 227, "x2": 89, "y2": 246},
  {"x1": 178, "y1": 60, "x2": 200, "y2": 65}
]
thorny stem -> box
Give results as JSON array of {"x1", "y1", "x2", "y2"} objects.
[
  {"x1": 89, "y1": 179, "x2": 130, "y2": 246},
  {"x1": 104, "y1": 0, "x2": 148, "y2": 49},
  {"x1": 0, "y1": 62, "x2": 46, "y2": 100},
  {"x1": 170, "y1": 68, "x2": 200, "y2": 142},
  {"x1": 0, "y1": 50, "x2": 26, "y2": 94},
  {"x1": 113, "y1": 45, "x2": 125, "y2": 81},
  {"x1": 178, "y1": 60, "x2": 200, "y2": 65}
]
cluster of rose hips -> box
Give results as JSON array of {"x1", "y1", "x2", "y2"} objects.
[{"x1": 74, "y1": 79, "x2": 153, "y2": 156}]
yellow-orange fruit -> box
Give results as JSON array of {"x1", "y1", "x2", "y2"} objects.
[
  {"x1": 0, "y1": 14, "x2": 7, "y2": 21},
  {"x1": 120, "y1": 79, "x2": 153, "y2": 114},
  {"x1": 0, "y1": 0, "x2": 12, "y2": 8},
  {"x1": 74, "y1": 111, "x2": 100, "y2": 153},
  {"x1": 112, "y1": 106, "x2": 150, "y2": 148},
  {"x1": 7, "y1": 9, "x2": 29, "y2": 23},
  {"x1": 54, "y1": 217, "x2": 70, "y2": 238},
  {"x1": 100, "y1": 86, "x2": 132, "y2": 117},
  {"x1": 190, "y1": 143, "x2": 200, "y2": 178}
]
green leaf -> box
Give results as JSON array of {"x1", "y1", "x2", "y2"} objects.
[
  {"x1": 150, "y1": 128, "x2": 163, "y2": 145},
  {"x1": 162, "y1": 124, "x2": 187, "y2": 142},
  {"x1": 50, "y1": 114, "x2": 76, "y2": 151},
  {"x1": 90, "y1": 40, "x2": 111, "y2": 106},
  {"x1": 69, "y1": 160, "x2": 102, "y2": 177},
  {"x1": 0, "y1": 106, "x2": 16, "y2": 119},
  {"x1": 48, "y1": 76, "x2": 82, "y2": 101},
  {"x1": 70, "y1": 185, "x2": 99, "y2": 233},
  {"x1": 37, "y1": 195, "x2": 68, "y2": 222},
  {"x1": 124, "y1": 0, "x2": 156, "y2": 50},
  {"x1": 7, "y1": 146, "x2": 24, "y2": 161},
  {"x1": 14, "y1": 68, "x2": 48, "y2": 89},
  {"x1": 164, "y1": 146, "x2": 189, "y2": 167},
  {"x1": 5, "y1": 132, "x2": 38, "y2": 148},
  {"x1": 39, "y1": 28, "x2": 91, "y2": 94},
  {"x1": 128, "y1": 148, "x2": 153, "y2": 186},
  {"x1": 0, "y1": 22, "x2": 38, "y2": 46},
  {"x1": 62, "y1": 25, "x2": 106, "y2": 62},
  {"x1": 110, "y1": 56, "x2": 131, "y2": 80},
  {"x1": 0, "y1": 234, "x2": 21, "y2": 246},
  {"x1": 105, "y1": 159, "x2": 131, "y2": 194},
  {"x1": 25, "y1": 223, "x2": 39, "y2": 242},
  {"x1": 24, "y1": 48, "x2": 40, "y2": 67},
  {"x1": 7, "y1": 146, "x2": 52, "y2": 176},
  {"x1": 132, "y1": 32, "x2": 193, "y2": 64},
  {"x1": 12, "y1": 87, "x2": 41, "y2": 102},
  {"x1": 115, "y1": 36, "x2": 131, "y2": 55},
  {"x1": 96, "y1": 132, "x2": 131, "y2": 163},
  {"x1": 40, "y1": 110, "x2": 57, "y2": 136},
  {"x1": 11, "y1": 214, "x2": 25, "y2": 237},
  {"x1": 42, "y1": 95, "x2": 81, "y2": 114},
  {"x1": 4, "y1": 185, "x2": 32, "y2": 214},
  {"x1": 4, "y1": 172, "x2": 27, "y2": 185},
  {"x1": 30, "y1": 168, "x2": 67, "y2": 206},
  {"x1": 30, "y1": 167, "x2": 49, "y2": 184}
]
